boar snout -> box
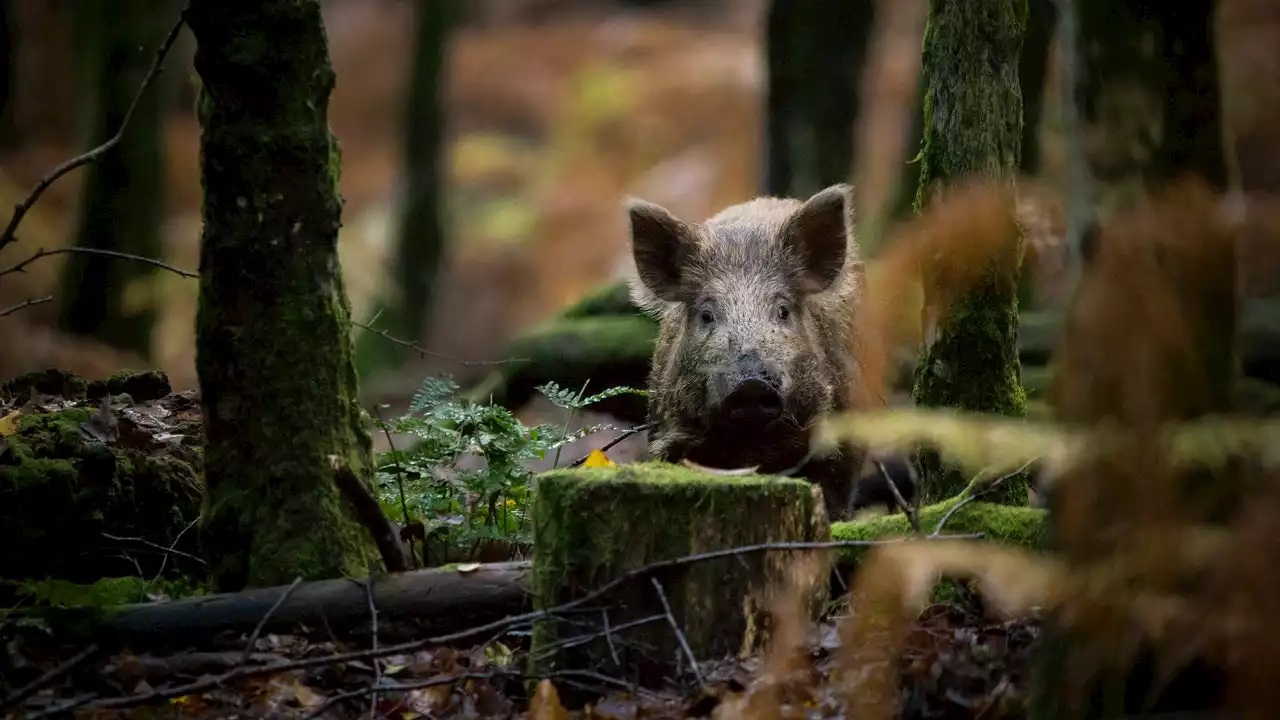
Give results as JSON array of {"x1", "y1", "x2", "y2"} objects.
[{"x1": 714, "y1": 353, "x2": 784, "y2": 424}]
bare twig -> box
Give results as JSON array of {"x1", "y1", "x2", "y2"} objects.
[
  {"x1": 650, "y1": 577, "x2": 705, "y2": 687},
  {"x1": 351, "y1": 320, "x2": 525, "y2": 368},
  {"x1": 101, "y1": 531, "x2": 207, "y2": 567},
  {"x1": 0, "y1": 13, "x2": 186, "y2": 257},
  {"x1": 151, "y1": 516, "x2": 201, "y2": 583},
  {"x1": 602, "y1": 609, "x2": 621, "y2": 667},
  {"x1": 0, "y1": 643, "x2": 99, "y2": 714},
  {"x1": 303, "y1": 672, "x2": 499, "y2": 720},
  {"x1": 876, "y1": 459, "x2": 921, "y2": 533},
  {"x1": 239, "y1": 576, "x2": 303, "y2": 665},
  {"x1": 46, "y1": 536, "x2": 983, "y2": 715},
  {"x1": 568, "y1": 423, "x2": 653, "y2": 468},
  {"x1": 363, "y1": 563, "x2": 381, "y2": 720},
  {"x1": 0, "y1": 246, "x2": 198, "y2": 280},
  {"x1": 0, "y1": 295, "x2": 52, "y2": 318},
  {"x1": 525, "y1": 613, "x2": 666, "y2": 664},
  {"x1": 930, "y1": 458, "x2": 1040, "y2": 537}
]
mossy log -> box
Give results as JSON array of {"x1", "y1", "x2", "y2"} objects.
[
  {"x1": 831, "y1": 498, "x2": 1048, "y2": 567},
  {"x1": 0, "y1": 404, "x2": 203, "y2": 583},
  {"x1": 528, "y1": 462, "x2": 831, "y2": 688},
  {"x1": 466, "y1": 315, "x2": 657, "y2": 423},
  {"x1": 98, "y1": 561, "x2": 531, "y2": 647}
]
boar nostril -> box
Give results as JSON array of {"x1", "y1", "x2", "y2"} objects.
[{"x1": 723, "y1": 377, "x2": 783, "y2": 422}]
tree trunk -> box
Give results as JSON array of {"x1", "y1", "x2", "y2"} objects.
[
  {"x1": 1028, "y1": 1, "x2": 1235, "y2": 717},
  {"x1": 909, "y1": 0, "x2": 1028, "y2": 504},
  {"x1": 55, "y1": 0, "x2": 168, "y2": 357},
  {"x1": 354, "y1": 0, "x2": 455, "y2": 378},
  {"x1": 763, "y1": 0, "x2": 872, "y2": 198},
  {"x1": 187, "y1": 0, "x2": 382, "y2": 592}
]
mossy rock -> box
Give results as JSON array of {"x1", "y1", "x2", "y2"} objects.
[
  {"x1": 1, "y1": 369, "x2": 88, "y2": 405},
  {"x1": 529, "y1": 461, "x2": 831, "y2": 689},
  {"x1": 467, "y1": 315, "x2": 657, "y2": 423},
  {"x1": 0, "y1": 405, "x2": 203, "y2": 583},
  {"x1": 557, "y1": 280, "x2": 643, "y2": 320},
  {"x1": 86, "y1": 369, "x2": 173, "y2": 402},
  {"x1": 831, "y1": 497, "x2": 1049, "y2": 567}
]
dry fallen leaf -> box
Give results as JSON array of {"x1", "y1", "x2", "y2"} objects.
[
  {"x1": 582, "y1": 448, "x2": 616, "y2": 468},
  {"x1": 0, "y1": 409, "x2": 20, "y2": 436},
  {"x1": 529, "y1": 679, "x2": 569, "y2": 720}
]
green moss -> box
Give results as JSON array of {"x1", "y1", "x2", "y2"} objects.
[
  {"x1": 1, "y1": 407, "x2": 203, "y2": 582},
  {"x1": 558, "y1": 281, "x2": 644, "y2": 320},
  {"x1": 529, "y1": 461, "x2": 829, "y2": 683},
  {"x1": 831, "y1": 497, "x2": 1047, "y2": 565}
]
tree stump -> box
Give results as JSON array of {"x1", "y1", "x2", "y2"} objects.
[{"x1": 528, "y1": 462, "x2": 831, "y2": 691}]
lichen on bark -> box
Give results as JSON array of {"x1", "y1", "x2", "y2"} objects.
[
  {"x1": 186, "y1": 0, "x2": 379, "y2": 591},
  {"x1": 910, "y1": 0, "x2": 1029, "y2": 505}
]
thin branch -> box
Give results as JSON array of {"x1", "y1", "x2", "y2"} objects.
[
  {"x1": 0, "y1": 295, "x2": 52, "y2": 319},
  {"x1": 151, "y1": 516, "x2": 202, "y2": 583},
  {"x1": 930, "y1": 458, "x2": 1039, "y2": 537},
  {"x1": 100, "y1": 531, "x2": 207, "y2": 567},
  {"x1": 568, "y1": 423, "x2": 653, "y2": 468},
  {"x1": 46, "y1": 535, "x2": 984, "y2": 715},
  {"x1": 239, "y1": 576, "x2": 303, "y2": 665},
  {"x1": 0, "y1": 12, "x2": 186, "y2": 257},
  {"x1": 302, "y1": 672, "x2": 499, "y2": 720},
  {"x1": 876, "y1": 459, "x2": 921, "y2": 534},
  {"x1": 650, "y1": 577, "x2": 705, "y2": 687},
  {"x1": 0, "y1": 643, "x2": 100, "y2": 714},
  {"x1": 0, "y1": 247, "x2": 198, "y2": 280},
  {"x1": 351, "y1": 320, "x2": 526, "y2": 368}
]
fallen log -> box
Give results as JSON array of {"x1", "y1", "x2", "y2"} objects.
[{"x1": 97, "y1": 561, "x2": 531, "y2": 647}]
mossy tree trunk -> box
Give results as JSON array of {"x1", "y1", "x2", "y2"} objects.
[
  {"x1": 1028, "y1": 1, "x2": 1233, "y2": 717},
  {"x1": 55, "y1": 0, "x2": 170, "y2": 357},
  {"x1": 187, "y1": 0, "x2": 381, "y2": 592},
  {"x1": 909, "y1": 0, "x2": 1028, "y2": 504},
  {"x1": 354, "y1": 0, "x2": 456, "y2": 378},
  {"x1": 763, "y1": 0, "x2": 872, "y2": 198}
]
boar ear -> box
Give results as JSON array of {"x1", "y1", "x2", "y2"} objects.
[
  {"x1": 779, "y1": 183, "x2": 853, "y2": 293},
  {"x1": 625, "y1": 197, "x2": 697, "y2": 303}
]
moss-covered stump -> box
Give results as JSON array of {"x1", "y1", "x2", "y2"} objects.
[
  {"x1": 529, "y1": 462, "x2": 831, "y2": 690},
  {"x1": 0, "y1": 405, "x2": 203, "y2": 584},
  {"x1": 466, "y1": 315, "x2": 657, "y2": 423},
  {"x1": 557, "y1": 280, "x2": 642, "y2": 320},
  {"x1": 831, "y1": 497, "x2": 1048, "y2": 566}
]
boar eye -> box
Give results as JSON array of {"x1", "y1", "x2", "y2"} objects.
[
  {"x1": 698, "y1": 307, "x2": 715, "y2": 325},
  {"x1": 776, "y1": 302, "x2": 791, "y2": 322}
]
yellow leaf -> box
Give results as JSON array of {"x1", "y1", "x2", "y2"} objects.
[
  {"x1": 382, "y1": 663, "x2": 407, "y2": 676},
  {"x1": 529, "y1": 679, "x2": 569, "y2": 720},
  {"x1": 0, "y1": 409, "x2": 20, "y2": 436},
  {"x1": 582, "y1": 449, "x2": 615, "y2": 468}
]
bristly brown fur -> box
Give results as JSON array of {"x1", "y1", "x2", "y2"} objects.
[{"x1": 625, "y1": 185, "x2": 869, "y2": 518}]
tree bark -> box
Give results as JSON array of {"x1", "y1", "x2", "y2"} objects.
[
  {"x1": 55, "y1": 0, "x2": 169, "y2": 357},
  {"x1": 763, "y1": 0, "x2": 872, "y2": 198},
  {"x1": 909, "y1": 0, "x2": 1028, "y2": 504},
  {"x1": 187, "y1": 0, "x2": 382, "y2": 592}
]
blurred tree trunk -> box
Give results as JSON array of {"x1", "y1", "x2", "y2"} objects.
[
  {"x1": 55, "y1": 0, "x2": 169, "y2": 357},
  {"x1": 0, "y1": 0, "x2": 12, "y2": 149},
  {"x1": 1028, "y1": 0, "x2": 1234, "y2": 717},
  {"x1": 763, "y1": 0, "x2": 872, "y2": 198},
  {"x1": 909, "y1": 0, "x2": 1028, "y2": 503},
  {"x1": 1015, "y1": 0, "x2": 1058, "y2": 309},
  {"x1": 187, "y1": 0, "x2": 381, "y2": 592},
  {"x1": 355, "y1": 0, "x2": 456, "y2": 378}
]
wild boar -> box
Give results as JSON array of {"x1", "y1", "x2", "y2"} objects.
[{"x1": 625, "y1": 183, "x2": 868, "y2": 518}]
